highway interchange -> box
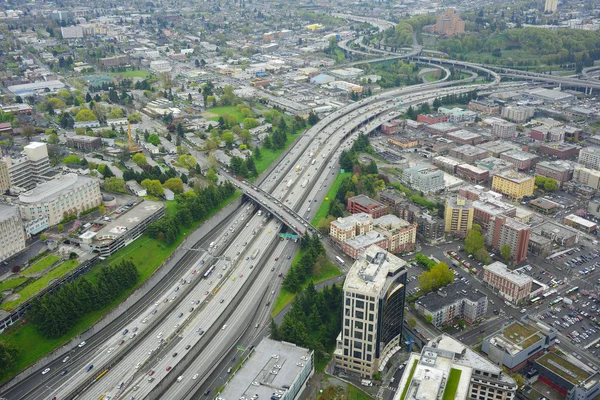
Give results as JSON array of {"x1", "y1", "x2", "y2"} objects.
[{"x1": 3, "y1": 19, "x2": 599, "y2": 399}]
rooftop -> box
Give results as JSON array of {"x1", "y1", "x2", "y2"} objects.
[
  {"x1": 501, "y1": 321, "x2": 543, "y2": 349},
  {"x1": 416, "y1": 281, "x2": 486, "y2": 312},
  {"x1": 529, "y1": 198, "x2": 559, "y2": 209},
  {"x1": 219, "y1": 337, "x2": 312, "y2": 400},
  {"x1": 495, "y1": 170, "x2": 534, "y2": 183},
  {"x1": 580, "y1": 146, "x2": 600, "y2": 155},
  {"x1": 537, "y1": 352, "x2": 591, "y2": 385},
  {"x1": 374, "y1": 214, "x2": 411, "y2": 230},
  {"x1": 451, "y1": 144, "x2": 487, "y2": 157},
  {"x1": 477, "y1": 140, "x2": 521, "y2": 154},
  {"x1": 457, "y1": 164, "x2": 488, "y2": 174},
  {"x1": 427, "y1": 122, "x2": 458, "y2": 132},
  {"x1": 0, "y1": 204, "x2": 19, "y2": 221},
  {"x1": 345, "y1": 245, "x2": 407, "y2": 297},
  {"x1": 446, "y1": 196, "x2": 473, "y2": 209},
  {"x1": 348, "y1": 194, "x2": 386, "y2": 209},
  {"x1": 501, "y1": 150, "x2": 538, "y2": 161},
  {"x1": 475, "y1": 157, "x2": 514, "y2": 173},
  {"x1": 484, "y1": 261, "x2": 532, "y2": 287},
  {"x1": 447, "y1": 130, "x2": 482, "y2": 140},
  {"x1": 536, "y1": 160, "x2": 574, "y2": 172},
  {"x1": 564, "y1": 214, "x2": 597, "y2": 228},
  {"x1": 344, "y1": 230, "x2": 386, "y2": 248},
  {"x1": 331, "y1": 212, "x2": 373, "y2": 230}
]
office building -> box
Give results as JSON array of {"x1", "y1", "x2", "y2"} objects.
[
  {"x1": 219, "y1": 337, "x2": 313, "y2": 400},
  {"x1": 468, "y1": 99, "x2": 501, "y2": 115},
  {"x1": 334, "y1": 245, "x2": 407, "y2": 378},
  {"x1": 433, "y1": 8, "x2": 465, "y2": 36},
  {"x1": 66, "y1": 135, "x2": 103, "y2": 151},
  {"x1": 434, "y1": 156, "x2": 461, "y2": 174},
  {"x1": 347, "y1": 195, "x2": 388, "y2": 218},
  {"x1": 395, "y1": 335, "x2": 517, "y2": 400},
  {"x1": 438, "y1": 107, "x2": 476, "y2": 123},
  {"x1": 535, "y1": 161, "x2": 574, "y2": 187},
  {"x1": 545, "y1": 0, "x2": 558, "y2": 12},
  {"x1": 535, "y1": 352, "x2": 600, "y2": 400},
  {"x1": 79, "y1": 200, "x2": 165, "y2": 257},
  {"x1": 538, "y1": 143, "x2": 580, "y2": 160},
  {"x1": 563, "y1": 214, "x2": 597, "y2": 234},
  {"x1": 483, "y1": 261, "x2": 532, "y2": 304},
  {"x1": 3, "y1": 142, "x2": 52, "y2": 191},
  {"x1": 573, "y1": 166, "x2": 600, "y2": 189},
  {"x1": 477, "y1": 141, "x2": 522, "y2": 158},
  {"x1": 0, "y1": 160, "x2": 10, "y2": 194},
  {"x1": 491, "y1": 170, "x2": 535, "y2": 200},
  {"x1": 0, "y1": 204, "x2": 27, "y2": 263},
  {"x1": 482, "y1": 317, "x2": 557, "y2": 371},
  {"x1": 330, "y1": 213, "x2": 374, "y2": 244},
  {"x1": 444, "y1": 196, "x2": 474, "y2": 237},
  {"x1": 449, "y1": 145, "x2": 488, "y2": 163},
  {"x1": 589, "y1": 199, "x2": 600, "y2": 219},
  {"x1": 578, "y1": 147, "x2": 600, "y2": 170},
  {"x1": 415, "y1": 213, "x2": 445, "y2": 244},
  {"x1": 501, "y1": 106, "x2": 534, "y2": 124},
  {"x1": 486, "y1": 216, "x2": 531, "y2": 264},
  {"x1": 500, "y1": 150, "x2": 539, "y2": 171},
  {"x1": 17, "y1": 173, "x2": 102, "y2": 226},
  {"x1": 401, "y1": 165, "x2": 445, "y2": 194},
  {"x1": 415, "y1": 281, "x2": 487, "y2": 327}
]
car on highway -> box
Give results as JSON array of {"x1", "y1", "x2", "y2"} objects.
[
  {"x1": 42, "y1": 368, "x2": 51, "y2": 375},
  {"x1": 193, "y1": 373, "x2": 199, "y2": 380},
  {"x1": 166, "y1": 366, "x2": 172, "y2": 371},
  {"x1": 78, "y1": 341, "x2": 86, "y2": 348},
  {"x1": 173, "y1": 352, "x2": 178, "y2": 357},
  {"x1": 62, "y1": 356, "x2": 69, "y2": 363},
  {"x1": 61, "y1": 370, "x2": 69, "y2": 376},
  {"x1": 148, "y1": 370, "x2": 155, "y2": 376},
  {"x1": 85, "y1": 364, "x2": 94, "y2": 372}
]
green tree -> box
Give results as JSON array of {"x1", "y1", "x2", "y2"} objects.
[
  {"x1": 418, "y1": 262, "x2": 454, "y2": 293},
  {"x1": 464, "y1": 229, "x2": 485, "y2": 255},
  {"x1": 47, "y1": 133, "x2": 59, "y2": 144},
  {"x1": 164, "y1": 177, "x2": 184, "y2": 194},
  {"x1": 147, "y1": 134, "x2": 161, "y2": 146},
  {"x1": 63, "y1": 154, "x2": 80, "y2": 165},
  {"x1": 243, "y1": 118, "x2": 259, "y2": 129},
  {"x1": 425, "y1": 314, "x2": 433, "y2": 324},
  {"x1": 407, "y1": 318, "x2": 417, "y2": 328},
  {"x1": 254, "y1": 146, "x2": 262, "y2": 160},
  {"x1": 104, "y1": 177, "x2": 127, "y2": 193},
  {"x1": 500, "y1": 244, "x2": 512, "y2": 262},
  {"x1": 141, "y1": 179, "x2": 164, "y2": 196},
  {"x1": 132, "y1": 153, "x2": 147, "y2": 167},
  {"x1": 206, "y1": 168, "x2": 218, "y2": 182},
  {"x1": 474, "y1": 248, "x2": 491, "y2": 265},
  {"x1": 74, "y1": 108, "x2": 97, "y2": 122},
  {"x1": 57, "y1": 224, "x2": 64, "y2": 232},
  {"x1": 544, "y1": 178, "x2": 558, "y2": 192},
  {"x1": 178, "y1": 154, "x2": 197, "y2": 169},
  {"x1": 222, "y1": 132, "x2": 235, "y2": 148}
]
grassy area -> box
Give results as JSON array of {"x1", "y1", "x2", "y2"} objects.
[
  {"x1": 271, "y1": 254, "x2": 341, "y2": 317},
  {"x1": 111, "y1": 70, "x2": 151, "y2": 78},
  {"x1": 203, "y1": 106, "x2": 245, "y2": 122},
  {"x1": 537, "y1": 352, "x2": 590, "y2": 384},
  {"x1": 442, "y1": 368, "x2": 462, "y2": 400},
  {"x1": 502, "y1": 321, "x2": 540, "y2": 348},
  {"x1": 423, "y1": 73, "x2": 439, "y2": 82},
  {"x1": 346, "y1": 383, "x2": 373, "y2": 400},
  {"x1": 2, "y1": 260, "x2": 80, "y2": 311},
  {"x1": 399, "y1": 359, "x2": 418, "y2": 400},
  {"x1": 0, "y1": 192, "x2": 241, "y2": 384},
  {"x1": 315, "y1": 352, "x2": 332, "y2": 373},
  {"x1": 24, "y1": 255, "x2": 61, "y2": 275},
  {"x1": 311, "y1": 172, "x2": 352, "y2": 225},
  {"x1": 0, "y1": 277, "x2": 29, "y2": 292},
  {"x1": 253, "y1": 131, "x2": 299, "y2": 177}
]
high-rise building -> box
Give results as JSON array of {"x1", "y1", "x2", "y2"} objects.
[
  {"x1": 3, "y1": 142, "x2": 52, "y2": 191},
  {"x1": 578, "y1": 146, "x2": 600, "y2": 171},
  {"x1": 433, "y1": 8, "x2": 466, "y2": 36},
  {"x1": 0, "y1": 204, "x2": 27, "y2": 263},
  {"x1": 444, "y1": 196, "x2": 474, "y2": 238},
  {"x1": 486, "y1": 216, "x2": 531, "y2": 264},
  {"x1": 415, "y1": 213, "x2": 445, "y2": 245},
  {"x1": 395, "y1": 335, "x2": 517, "y2": 400},
  {"x1": 545, "y1": 0, "x2": 558, "y2": 13},
  {"x1": 0, "y1": 160, "x2": 10, "y2": 194},
  {"x1": 573, "y1": 166, "x2": 600, "y2": 189},
  {"x1": 334, "y1": 245, "x2": 407, "y2": 378}
]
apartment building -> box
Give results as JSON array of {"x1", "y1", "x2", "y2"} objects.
[
  {"x1": 396, "y1": 335, "x2": 517, "y2": 400},
  {"x1": 490, "y1": 119, "x2": 518, "y2": 139},
  {"x1": 501, "y1": 106, "x2": 534, "y2": 124},
  {"x1": 578, "y1": 147, "x2": 600, "y2": 171},
  {"x1": 0, "y1": 160, "x2": 10, "y2": 193},
  {"x1": 347, "y1": 195, "x2": 388, "y2": 218},
  {"x1": 3, "y1": 142, "x2": 52, "y2": 191},
  {"x1": 17, "y1": 173, "x2": 102, "y2": 226},
  {"x1": 373, "y1": 215, "x2": 417, "y2": 254},
  {"x1": 491, "y1": 170, "x2": 535, "y2": 200},
  {"x1": 415, "y1": 212, "x2": 445, "y2": 244},
  {"x1": 473, "y1": 199, "x2": 516, "y2": 229},
  {"x1": 483, "y1": 261, "x2": 532, "y2": 304},
  {"x1": 446, "y1": 130, "x2": 483, "y2": 145},
  {"x1": 0, "y1": 204, "x2": 27, "y2": 263},
  {"x1": 401, "y1": 165, "x2": 445, "y2": 194},
  {"x1": 535, "y1": 160, "x2": 574, "y2": 187},
  {"x1": 444, "y1": 196, "x2": 474, "y2": 237},
  {"x1": 379, "y1": 190, "x2": 403, "y2": 211},
  {"x1": 468, "y1": 99, "x2": 501, "y2": 115},
  {"x1": 537, "y1": 143, "x2": 580, "y2": 160},
  {"x1": 486, "y1": 216, "x2": 531, "y2": 264},
  {"x1": 334, "y1": 245, "x2": 407, "y2": 378},
  {"x1": 449, "y1": 145, "x2": 488, "y2": 163},
  {"x1": 329, "y1": 213, "x2": 373, "y2": 244},
  {"x1": 415, "y1": 281, "x2": 487, "y2": 327},
  {"x1": 499, "y1": 150, "x2": 539, "y2": 171}
]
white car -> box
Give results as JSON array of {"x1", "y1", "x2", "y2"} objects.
[
  {"x1": 62, "y1": 356, "x2": 69, "y2": 363},
  {"x1": 78, "y1": 341, "x2": 86, "y2": 348},
  {"x1": 42, "y1": 368, "x2": 51, "y2": 375},
  {"x1": 193, "y1": 374, "x2": 199, "y2": 380},
  {"x1": 222, "y1": 324, "x2": 227, "y2": 330}
]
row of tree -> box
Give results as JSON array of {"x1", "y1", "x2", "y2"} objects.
[
  {"x1": 122, "y1": 164, "x2": 180, "y2": 185},
  {"x1": 282, "y1": 235, "x2": 325, "y2": 293},
  {"x1": 29, "y1": 260, "x2": 139, "y2": 339},
  {"x1": 271, "y1": 282, "x2": 343, "y2": 366},
  {"x1": 229, "y1": 155, "x2": 258, "y2": 178},
  {"x1": 146, "y1": 181, "x2": 236, "y2": 245}
]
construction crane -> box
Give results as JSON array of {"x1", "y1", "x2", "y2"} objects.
[{"x1": 127, "y1": 121, "x2": 141, "y2": 153}]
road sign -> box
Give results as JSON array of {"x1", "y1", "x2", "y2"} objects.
[{"x1": 340, "y1": 169, "x2": 345, "y2": 173}]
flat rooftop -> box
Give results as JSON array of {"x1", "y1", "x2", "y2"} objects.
[
  {"x1": 501, "y1": 149, "x2": 538, "y2": 161},
  {"x1": 447, "y1": 130, "x2": 482, "y2": 140},
  {"x1": 416, "y1": 281, "x2": 485, "y2": 312},
  {"x1": 451, "y1": 144, "x2": 487, "y2": 157},
  {"x1": 219, "y1": 337, "x2": 312, "y2": 400},
  {"x1": 502, "y1": 321, "x2": 542, "y2": 349},
  {"x1": 348, "y1": 194, "x2": 385, "y2": 208},
  {"x1": 537, "y1": 352, "x2": 591, "y2": 385},
  {"x1": 495, "y1": 170, "x2": 533, "y2": 183},
  {"x1": 564, "y1": 214, "x2": 597, "y2": 228},
  {"x1": 345, "y1": 245, "x2": 407, "y2": 297},
  {"x1": 484, "y1": 261, "x2": 532, "y2": 286},
  {"x1": 477, "y1": 140, "x2": 521, "y2": 154}
]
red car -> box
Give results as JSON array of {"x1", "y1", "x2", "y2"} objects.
[
  {"x1": 148, "y1": 370, "x2": 155, "y2": 376},
  {"x1": 192, "y1": 269, "x2": 196, "y2": 274},
  {"x1": 166, "y1": 366, "x2": 172, "y2": 371}
]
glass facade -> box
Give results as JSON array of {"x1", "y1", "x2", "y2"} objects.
[{"x1": 376, "y1": 270, "x2": 407, "y2": 358}]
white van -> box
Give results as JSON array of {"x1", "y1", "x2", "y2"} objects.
[
  {"x1": 177, "y1": 376, "x2": 183, "y2": 382},
  {"x1": 520, "y1": 309, "x2": 527, "y2": 314},
  {"x1": 209, "y1": 242, "x2": 215, "y2": 248}
]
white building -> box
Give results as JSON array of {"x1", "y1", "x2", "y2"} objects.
[
  {"x1": 17, "y1": 173, "x2": 102, "y2": 226},
  {"x1": 578, "y1": 146, "x2": 600, "y2": 171},
  {"x1": 60, "y1": 25, "x2": 84, "y2": 39},
  {"x1": 334, "y1": 245, "x2": 408, "y2": 378},
  {"x1": 395, "y1": 335, "x2": 517, "y2": 400},
  {"x1": 150, "y1": 59, "x2": 171, "y2": 72},
  {"x1": 0, "y1": 204, "x2": 27, "y2": 262},
  {"x1": 3, "y1": 142, "x2": 51, "y2": 192}
]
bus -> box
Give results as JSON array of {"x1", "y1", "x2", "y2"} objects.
[
  {"x1": 95, "y1": 369, "x2": 109, "y2": 382},
  {"x1": 251, "y1": 248, "x2": 260, "y2": 260},
  {"x1": 565, "y1": 286, "x2": 579, "y2": 295},
  {"x1": 204, "y1": 265, "x2": 216, "y2": 279},
  {"x1": 335, "y1": 256, "x2": 345, "y2": 265},
  {"x1": 530, "y1": 297, "x2": 542, "y2": 304},
  {"x1": 543, "y1": 289, "x2": 557, "y2": 298},
  {"x1": 549, "y1": 297, "x2": 564, "y2": 306}
]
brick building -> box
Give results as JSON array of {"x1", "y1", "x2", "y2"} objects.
[
  {"x1": 500, "y1": 150, "x2": 539, "y2": 171},
  {"x1": 347, "y1": 195, "x2": 388, "y2": 218},
  {"x1": 456, "y1": 164, "x2": 489, "y2": 183},
  {"x1": 446, "y1": 129, "x2": 483, "y2": 145},
  {"x1": 537, "y1": 143, "x2": 580, "y2": 160},
  {"x1": 486, "y1": 216, "x2": 531, "y2": 264},
  {"x1": 535, "y1": 160, "x2": 574, "y2": 187},
  {"x1": 483, "y1": 261, "x2": 532, "y2": 304},
  {"x1": 468, "y1": 99, "x2": 501, "y2": 115},
  {"x1": 417, "y1": 113, "x2": 448, "y2": 124},
  {"x1": 66, "y1": 135, "x2": 103, "y2": 151},
  {"x1": 449, "y1": 145, "x2": 488, "y2": 163}
]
